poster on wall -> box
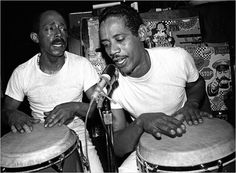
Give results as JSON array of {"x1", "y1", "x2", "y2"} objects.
[
  {"x1": 141, "y1": 11, "x2": 232, "y2": 119},
  {"x1": 142, "y1": 15, "x2": 202, "y2": 48},
  {"x1": 199, "y1": 43, "x2": 232, "y2": 119},
  {"x1": 185, "y1": 43, "x2": 232, "y2": 120}
]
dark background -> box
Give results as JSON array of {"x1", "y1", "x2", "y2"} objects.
[
  {"x1": 1, "y1": 1, "x2": 235, "y2": 92},
  {"x1": 1, "y1": 1, "x2": 235, "y2": 171}
]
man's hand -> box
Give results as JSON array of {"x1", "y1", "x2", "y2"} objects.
[
  {"x1": 8, "y1": 110, "x2": 40, "y2": 133},
  {"x1": 173, "y1": 101, "x2": 213, "y2": 126},
  {"x1": 44, "y1": 102, "x2": 78, "y2": 128},
  {"x1": 136, "y1": 112, "x2": 186, "y2": 139}
]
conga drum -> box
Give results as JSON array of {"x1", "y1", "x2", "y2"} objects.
[
  {"x1": 136, "y1": 118, "x2": 235, "y2": 172},
  {"x1": 1, "y1": 123, "x2": 84, "y2": 172}
]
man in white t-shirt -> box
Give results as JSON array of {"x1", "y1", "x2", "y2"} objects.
[
  {"x1": 99, "y1": 4, "x2": 212, "y2": 172},
  {"x1": 2, "y1": 10, "x2": 103, "y2": 172}
]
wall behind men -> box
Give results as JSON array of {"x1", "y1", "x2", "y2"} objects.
[{"x1": 1, "y1": 1, "x2": 235, "y2": 93}]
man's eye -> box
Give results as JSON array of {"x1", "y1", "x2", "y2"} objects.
[
  {"x1": 116, "y1": 38, "x2": 124, "y2": 42},
  {"x1": 45, "y1": 26, "x2": 54, "y2": 31},
  {"x1": 59, "y1": 26, "x2": 67, "y2": 31},
  {"x1": 102, "y1": 43, "x2": 109, "y2": 48}
]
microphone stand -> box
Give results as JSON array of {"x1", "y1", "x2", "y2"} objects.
[
  {"x1": 102, "y1": 98, "x2": 117, "y2": 172},
  {"x1": 94, "y1": 66, "x2": 118, "y2": 172},
  {"x1": 97, "y1": 92, "x2": 118, "y2": 172}
]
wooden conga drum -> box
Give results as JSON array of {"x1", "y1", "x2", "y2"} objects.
[
  {"x1": 1, "y1": 123, "x2": 84, "y2": 172},
  {"x1": 136, "y1": 118, "x2": 235, "y2": 172}
]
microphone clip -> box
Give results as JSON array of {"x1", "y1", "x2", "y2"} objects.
[{"x1": 96, "y1": 89, "x2": 116, "y2": 109}]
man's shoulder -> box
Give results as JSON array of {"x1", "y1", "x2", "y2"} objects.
[
  {"x1": 14, "y1": 54, "x2": 38, "y2": 73},
  {"x1": 148, "y1": 46, "x2": 185, "y2": 53},
  {"x1": 65, "y1": 51, "x2": 90, "y2": 64}
]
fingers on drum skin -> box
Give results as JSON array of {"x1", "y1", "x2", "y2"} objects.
[
  {"x1": 172, "y1": 114, "x2": 186, "y2": 134},
  {"x1": 22, "y1": 124, "x2": 32, "y2": 133},
  {"x1": 158, "y1": 123, "x2": 177, "y2": 137},
  {"x1": 25, "y1": 121, "x2": 33, "y2": 131},
  {"x1": 11, "y1": 125, "x2": 17, "y2": 133},
  {"x1": 191, "y1": 115, "x2": 202, "y2": 125},
  {"x1": 14, "y1": 124, "x2": 24, "y2": 133},
  {"x1": 48, "y1": 116, "x2": 61, "y2": 127},
  {"x1": 57, "y1": 118, "x2": 65, "y2": 126},
  {"x1": 192, "y1": 111, "x2": 203, "y2": 125},
  {"x1": 200, "y1": 111, "x2": 213, "y2": 118},
  {"x1": 152, "y1": 127, "x2": 162, "y2": 139}
]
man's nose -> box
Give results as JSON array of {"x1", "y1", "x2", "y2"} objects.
[
  {"x1": 110, "y1": 44, "x2": 120, "y2": 57},
  {"x1": 55, "y1": 27, "x2": 62, "y2": 37}
]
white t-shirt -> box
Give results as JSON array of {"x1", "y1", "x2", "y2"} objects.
[
  {"x1": 5, "y1": 51, "x2": 99, "y2": 122},
  {"x1": 111, "y1": 47, "x2": 199, "y2": 117}
]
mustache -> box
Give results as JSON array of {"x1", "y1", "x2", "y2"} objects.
[
  {"x1": 52, "y1": 38, "x2": 66, "y2": 45},
  {"x1": 218, "y1": 76, "x2": 231, "y2": 81}
]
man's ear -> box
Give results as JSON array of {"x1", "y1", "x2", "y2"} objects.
[
  {"x1": 138, "y1": 24, "x2": 147, "y2": 42},
  {"x1": 30, "y1": 32, "x2": 39, "y2": 43}
]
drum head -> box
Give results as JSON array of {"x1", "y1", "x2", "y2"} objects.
[
  {"x1": 138, "y1": 118, "x2": 235, "y2": 167},
  {"x1": 1, "y1": 123, "x2": 77, "y2": 168}
]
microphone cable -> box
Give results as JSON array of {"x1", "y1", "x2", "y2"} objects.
[{"x1": 83, "y1": 98, "x2": 94, "y2": 173}]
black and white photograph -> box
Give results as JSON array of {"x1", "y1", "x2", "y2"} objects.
[{"x1": 1, "y1": 1, "x2": 235, "y2": 172}]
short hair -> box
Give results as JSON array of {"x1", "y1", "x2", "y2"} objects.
[
  {"x1": 99, "y1": 4, "x2": 143, "y2": 37},
  {"x1": 31, "y1": 10, "x2": 68, "y2": 34}
]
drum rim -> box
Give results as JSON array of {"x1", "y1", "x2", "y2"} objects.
[
  {"x1": 1, "y1": 138, "x2": 78, "y2": 172},
  {"x1": 136, "y1": 148, "x2": 235, "y2": 172},
  {"x1": 138, "y1": 118, "x2": 235, "y2": 166},
  {"x1": 1, "y1": 124, "x2": 77, "y2": 168}
]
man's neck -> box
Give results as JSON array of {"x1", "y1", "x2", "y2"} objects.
[{"x1": 38, "y1": 53, "x2": 66, "y2": 74}]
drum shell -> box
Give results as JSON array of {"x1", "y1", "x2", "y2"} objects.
[
  {"x1": 137, "y1": 118, "x2": 235, "y2": 172},
  {"x1": 1, "y1": 123, "x2": 83, "y2": 172}
]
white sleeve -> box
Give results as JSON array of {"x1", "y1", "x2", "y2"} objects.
[
  {"x1": 110, "y1": 87, "x2": 123, "y2": 109},
  {"x1": 179, "y1": 48, "x2": 199, "y2": 83},
  {"x1": 5, "y1": 68, "x2": 25, "y2": 102},
  {"x1": 83, "y1": 59, "x2": 100, "y2": 92}
]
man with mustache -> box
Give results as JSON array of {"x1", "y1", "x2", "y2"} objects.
[
  {"x1": 2, "y1": 10, "x2": 103, "y2": 172},
  {"x1": 98, "y1": 4, "x2": 212, "y2": 172},
  {"x1": 207, "y1": 59, "x2": 231, "y2": 96}
]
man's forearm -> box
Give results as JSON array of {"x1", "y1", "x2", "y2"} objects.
[
  {"x1": 113, "y1": 119, "x2": 144, "y2": 157},
  {"x1": 185, "y1": 75, "x2": 206, "y2": 107},
  {"x1": 75, "y1": 101, "x2": 97, "y2": 118}
]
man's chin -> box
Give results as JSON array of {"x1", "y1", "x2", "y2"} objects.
[{"x1": 52, "y1": 50, "x2": 65, "y2": 57}]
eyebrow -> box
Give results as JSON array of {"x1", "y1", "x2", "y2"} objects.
[
  {"x1": 42, "y1": 21, "x2": 66, "y2": 28},
  {"x1": 101, "y1": 33, "x2": 125, "y2": 42}
]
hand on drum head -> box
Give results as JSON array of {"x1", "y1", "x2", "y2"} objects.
[
  {"x1": 44, "y1": 102, "x2": 76, "y2": 128},
  {"x1": 172, "y1": 102, "x2": 213, "y2": 126},
  {"x1": 137, "y1": 112, "x2": 186, "y2": 139},
  {"x1": 8, "y1": 110, "x2": 40, "y2": 133}
]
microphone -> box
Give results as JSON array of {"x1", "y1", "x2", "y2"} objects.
[{"x1": 91, "y1": 64, "x2": 117, "y2": 102}]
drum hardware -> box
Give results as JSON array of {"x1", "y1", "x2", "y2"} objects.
[
  {"x1": 217, "y1": 160, "x2": 223, "y2": 172},
  {"x1": 136, "y1": 118, "x2": 235, "y2": 173},
  {"x1": 51, "y1": 153, "x2": 65, "y2": 172},
  {"x1": 137, "y1": 151, "x2": 235, "y2": 172},
  {"x1": 1, "y1": 124, "x2": 84, "y2": 172},
  {"x1": 1, "y1": 140, "x2": 77, "y2": 172}
]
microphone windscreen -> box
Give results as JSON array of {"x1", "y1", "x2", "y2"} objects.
[{"x1": 102, "y1": 64, "x2": 116, "y2": 78}]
